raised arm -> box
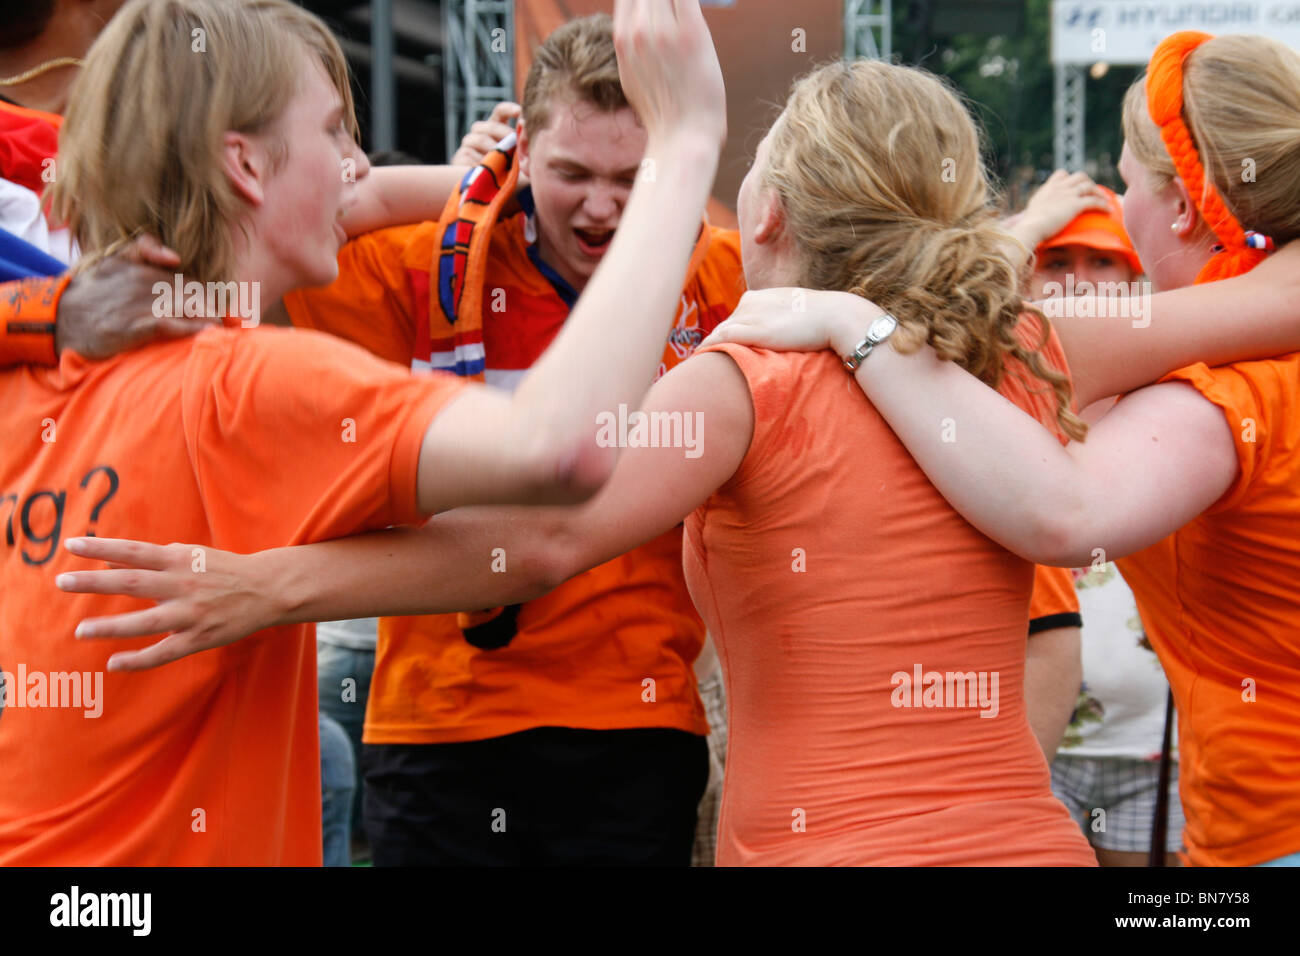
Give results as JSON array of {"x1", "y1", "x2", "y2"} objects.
[
  {"x1": 1002, "y1": 169, "x2": 1110, "y2": 253},
  {"x1": 59, "y1": 350, "x2": 755, "y2": 669},
  {"x1": 450, "y1": 101, "x2": 522, "y2": 167},
  {"x1": 411, "y1": 0, "x2": 728, "y2": 512}
]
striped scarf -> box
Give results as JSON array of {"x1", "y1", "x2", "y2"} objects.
[{"x1": 411, "y1": 132, "x2": 519, "y2": 379}]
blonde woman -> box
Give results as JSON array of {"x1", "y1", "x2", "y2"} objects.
[
  {"x1": 0, "y1": 0, "x2": 727, "y2": 864},
  {"x1": 65, "y1": 41, "x2": 1300, "y2": 864},
  {"x1": 707, "y1": 33, "x2": 1300, "y2": 867}
]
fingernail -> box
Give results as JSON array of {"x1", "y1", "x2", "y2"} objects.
[
  {"x1": 76, "y1": 622, "x2": 96, "y2": 638},
  {"x1": 56, "y1": 574, "x2": 74, "y2": 589},
  {"x1": 65, "y1": 538, "x2": 87, "y2": 554}
]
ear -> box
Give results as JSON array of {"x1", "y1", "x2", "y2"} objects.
[
  {"x1": 220, "y1": 130, "x2": 268, "y2": 208},
  {"x1": 1168, "y1": 175, "x2": 1202, "y2": 240},
  {"x1": 752, "y1": 186, "x2": 786, "y2": 248},
  {"x1": 516, "y1": 118, "x2": 531, "y2": 178}
]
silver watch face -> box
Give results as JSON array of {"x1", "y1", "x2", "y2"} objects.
[{"x1": 868, "y1": 314, "x2": 897, "y2": 342}]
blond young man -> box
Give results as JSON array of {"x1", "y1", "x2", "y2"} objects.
[
  {"x1": 0, "y1": 0, "x2": 728, "y2": 864},
  {"x1": 9, "y1": 8, "x2": 742, "y2": 865}
]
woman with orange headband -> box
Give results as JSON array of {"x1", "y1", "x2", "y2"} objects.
[{"x1": 711, "y1": 31, "x2": 1300, "y2": 866}]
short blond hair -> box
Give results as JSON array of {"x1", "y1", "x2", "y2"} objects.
[
  {"x1": 49, "y1": 0, "x2": 357, "y2": 284},
  {"x1": 521, "y1": 14, "x2": 628, "y2": 135}
]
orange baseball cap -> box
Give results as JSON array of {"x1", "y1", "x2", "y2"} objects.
[{"x1": 1036, "y1": 185, "x2": 1144, "y2": 275}]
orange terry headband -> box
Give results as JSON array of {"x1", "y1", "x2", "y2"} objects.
[{"x1": 1146, "y1": 31, "x2": 1271, "y2": 284}]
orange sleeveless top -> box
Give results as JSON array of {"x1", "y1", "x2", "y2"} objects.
[{"x1": 684, "y1": 338, "x2": 1096, "y2": 866}]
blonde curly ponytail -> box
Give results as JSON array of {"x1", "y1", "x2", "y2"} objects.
[{"x1": 764, "y1": 59, "x2": 1086, "y2": 442}]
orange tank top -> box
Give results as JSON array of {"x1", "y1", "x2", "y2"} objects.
[{"x1": 684, "y1": 339, "x2": 1096, "y2": 866}]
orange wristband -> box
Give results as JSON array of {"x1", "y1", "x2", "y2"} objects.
[{"x1": 0, "y1": 273, "x2": 70, "y2": 367}]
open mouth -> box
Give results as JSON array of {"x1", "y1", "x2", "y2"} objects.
[{"x1": 574, "y1": 227, "x2": 614, "y2": 256}]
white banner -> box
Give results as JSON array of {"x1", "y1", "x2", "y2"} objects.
[{"x1": 1052, "y1": 1, "x2": 1300, "y2": 64}]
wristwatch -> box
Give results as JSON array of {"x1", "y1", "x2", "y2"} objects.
[{"x1": 841, "y1": 313, "x2": 898, "y2": 372}]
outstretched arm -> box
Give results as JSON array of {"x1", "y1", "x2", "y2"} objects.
[
  {"x1": 0, "y1": 162, "x2": 469, "y2": 368},
  {"x1": 1046, "y1": 241, "x2": 1300, "y2": 407},
  {"x1": 286, "y1": 355, "x2": 749, "y2": 617},
  {"x1": 1, "y1": 162, "x2": 467, "y2": 368},
  {"x1": 337, "y1": 165, "x2": 469, "y2": 237},
  {"x1": 705, "y1": 289, "x2": 1238, "y2": 565},
  {"x1": 59, "y1": 351, "x2": 755, "y2": 669}
]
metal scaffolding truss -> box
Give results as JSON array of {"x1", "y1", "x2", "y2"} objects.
[
  {"x1": 443, "y1": 0, "x2": 514, "y2": 160},
  {"x1": 442, "y1": 1, "x2": 891, "y2": 159},
  {"x1": 1053, "y1": 63, "x2": 1085, "y2": 172},
  {"x1": 844, "y1": 0, "x2": 892, "y2": 60}
]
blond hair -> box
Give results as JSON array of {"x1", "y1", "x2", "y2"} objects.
[
  {"x1": 765, "y1": 59, "x2": 1085, "y2": 441},
  {"x1": 521, "y1": 13, "x2": 627, "y2": 135},
  {"x1": 48, "y1": 0, "x2": 357, "y2": 284},
  {"x1": 1122, "y1": 34, "x2": 1300, "y2": 246}
]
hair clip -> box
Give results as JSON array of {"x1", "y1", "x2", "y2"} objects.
[{"x1": 1245, "y1": 231, "x2": 1276, "y2": 252}]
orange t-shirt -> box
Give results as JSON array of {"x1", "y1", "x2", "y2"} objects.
[
  {"x1": 1117, "y1": 354, "x2": 1300, "y2": 867},
  {"x1": 684, "y1": 332, "x2": 1096, "y2": 866},
  {"x1": 1029, "y1": 565, "x2": 1082, "y2": 635},
  {"x1": 0, "y1": 325, "x2": 467, "y2": 864},
  {"x1": 285, "y1": 222, "x2": 425, "y2": 366},
  {"x1": 287, "y1": 216, "x2": 745, "y2": 743}
]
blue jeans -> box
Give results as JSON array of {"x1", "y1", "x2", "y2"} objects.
[
  {"x1": 317, "y1": 642, "x2": 375, "y2": 837},
  {"x1": 319, "y1": 712, "x2": 355, "y2": 867},
  {"x1": 1257, "y1": 850, "x2": 1300, "y2": 866}
]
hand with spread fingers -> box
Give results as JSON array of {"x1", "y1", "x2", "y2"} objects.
[
  {"x1": 612, "y1": 0, "x2": 726, "y2": 152},
  {"x1": 1006, "y1": 169, "x2": 1111, "y2": 252},
  {"x1": 56, "y1": 537, "x2": 284, "y2": 672}
]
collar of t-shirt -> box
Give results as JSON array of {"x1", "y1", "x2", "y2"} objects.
[{"x1": 515, "y1": 185, "x2": 580, "y2": 310}]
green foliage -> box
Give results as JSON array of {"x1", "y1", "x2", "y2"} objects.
[{"x1": 890, "y1": 0, "x2": 1137, "y2": 194}]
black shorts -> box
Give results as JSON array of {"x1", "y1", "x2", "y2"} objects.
[{"x1": 361, "y1": 726, "x2": 709, "y2": 866}]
